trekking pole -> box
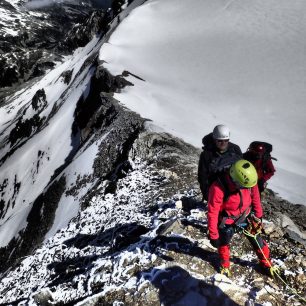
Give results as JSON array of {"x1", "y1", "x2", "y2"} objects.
[{"x1": 240, "y1": 226, "x2": 306, "y2": 304}]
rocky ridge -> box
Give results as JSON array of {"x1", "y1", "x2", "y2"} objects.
[
  {"x1": 0, "y1": 124, "x2": 305, "y2": 305},
  {"x1": 0, "y1": 0, "x2": 146, "y2": 273},
  {"x1": 0, "y1": 1, "x2": 305, "y2": 305},
  {"x1": 0, "y1": 63, "x2": 305, "y2": 304}
]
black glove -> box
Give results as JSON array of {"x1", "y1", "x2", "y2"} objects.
[
  {"x1": 202, "y1": 188, "x2": 209, "y2": 202},
  {"x1": 247, "y1": 215, "x2": 263, "y2": 234},
  {"x1": 210, "y1": 238, "x2": 220, "y2": 248}
]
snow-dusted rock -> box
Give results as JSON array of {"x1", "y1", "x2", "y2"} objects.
[{"x1": 0, "y1": 2, "x2": 305, "y2": 306}]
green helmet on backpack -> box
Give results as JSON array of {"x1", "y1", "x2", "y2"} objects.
[{"x1": 230, "y1": 159, "x2": 258, "y2": 188}]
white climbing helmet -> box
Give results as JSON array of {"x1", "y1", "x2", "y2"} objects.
[{"x1": 212, "y1": 125, "x2": 230, "y2": 140}]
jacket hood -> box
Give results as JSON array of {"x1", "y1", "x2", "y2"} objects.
[{"x1": 202, "y1": 133, "x2": 215, "y2": 149}]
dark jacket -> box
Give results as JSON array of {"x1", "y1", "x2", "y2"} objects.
[{"x1": 198, "y1": 133, "x2": 242, "y2": 201}]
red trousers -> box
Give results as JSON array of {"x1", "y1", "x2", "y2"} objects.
[{"x1": 218, "y1": 227, "x2": 271, "y2": 269}]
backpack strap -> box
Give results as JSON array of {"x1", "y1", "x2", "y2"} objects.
[{"x1": 217, "y1": 175, "x2": 231, "y2": 201}]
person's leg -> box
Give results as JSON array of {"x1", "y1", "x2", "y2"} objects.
[
  {"x1": 218, "y1": 226, "x2": 235, "y2": 270},
  {"x1": 218, "y1": 244, "x2": 231, "y2": 268},
  {"x1": 246, "y1": 233, "x2": 272, "y2": 268}
]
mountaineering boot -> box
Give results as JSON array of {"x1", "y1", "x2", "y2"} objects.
[
  {"x1": 261, "y1": 265, "x2": 282, "y2": 279},
  {"x1": 269, "y1": 265, "x2": 280, "y2": 278},
  {"x1": 220, "y1": 266, "x2": 231, "y2": 277}
]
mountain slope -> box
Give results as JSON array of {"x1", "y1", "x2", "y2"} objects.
[
  {"x1": 0, "y1": 0, "x2": 146, "y2": 268},
  {"x1": 0, "y1": 0, "x2": 112, "y2": 90},
  {"x1": 0, "y1": 1, "x2": 305, "y2": 305},
  {"x1": 0, "y1": 128, "x2": 305, "y2": 305},
  {"x1": 99, "y1": 0, "x2": 306, "y2": 204}
]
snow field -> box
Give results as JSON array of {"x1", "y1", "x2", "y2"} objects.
[{"x1": 99, "y1": 0, "x2": 306, "y2": 204}]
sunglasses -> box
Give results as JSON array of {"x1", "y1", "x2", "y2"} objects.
[{"x1": 216, "y1": 139, "x2": 229, "y2": 143}]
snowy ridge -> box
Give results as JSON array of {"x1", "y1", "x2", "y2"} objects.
[
  {"x1": 0, "y1": 150, "x2": 305, "y2": 305},
  {"x1": 0, "y1": 1, "x2": 305, "y2": 305},
  {"x1": 0, "y1": 0, "x2": 147, "y2": 262},
  {"x1": 0, "y1": 160, "x2": 157, "y2": 304},
  {"x1": 99, "y1": 0, "x2": 306, "y2": 204}
]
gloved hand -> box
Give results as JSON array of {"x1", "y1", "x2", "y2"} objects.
[
  {"x1": 210, "y1": 238, "x2": 220, "y2": 248},
  {"x1": 203, "y1": 190, "x2": 209, "y2": 202},
  {"x1": 248, "y1": 215, "x2": 262, "y2": 235}
]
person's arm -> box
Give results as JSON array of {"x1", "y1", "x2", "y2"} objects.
[
  {"x1": 208, "y1": 183, "x2": 224, "y2": 240},
  {"x1": 198, "y1": 152, "x2": 210, "y2": 200},
  {"x1": 263, "y1": 159, "x2": 276, "y2": 182},
  {"x1": 250, "y1": 185, "x2": 263, "y2": 218}
]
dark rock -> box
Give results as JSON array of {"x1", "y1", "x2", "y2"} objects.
[
  {"x1": 104, "y1": 180, "x2": 117, "y2": 195},
  {"x1": 9, "y1": 114, "x2": 44, "y2": 146},
  {"x1": 263, "y1": 193, "x2": 306, "y2": 232},
  {"x1": 95, "y1": 65, "x2": 134, "y2": 93},
  {"x1": 157, "y1": 219, "x2": 185, "y2": 236},
  {"x1": 0, "y1": 176, "x2": 66, "y2": 273},
  {"x1": 30, "y1": 61, "x2": 56, "y2": 78},
  {"x1": 73, "y1": 66, "x2": 120, "y2": 140},
  {"x1": 61, "y1": 70, "x2": 73, "y2": 85},
  {"x1": 31, "y1": 89, "x2": 47, "y2": 111},
  {"x1": 32, "y1": 289, "x2": 54, "y2": 306},
  {"x1": 59, "y1": 10, "x2": 111, "y2": 53}
]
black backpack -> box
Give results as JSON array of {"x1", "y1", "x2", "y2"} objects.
[
  {"x1": 209, "y1": 152, "x2": 241, "y2": 200},
  {"x1": 209, "y1": 152, "x2": 241, "y2": 174}
]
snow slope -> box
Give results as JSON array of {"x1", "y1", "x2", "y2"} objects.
[
  {"x1": 99, "y1": 0, "x2": 306, "y2": 204},
  {"x1": 0, "y1": 0, "x2": 147, "y2": 249},
  {"x1": 0, "y1": 36, "x2": 102, "y2": 247}
]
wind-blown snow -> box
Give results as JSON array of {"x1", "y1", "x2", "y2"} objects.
[{"x1": 99, "y1": 0, "x2": 306, "y2": 204}]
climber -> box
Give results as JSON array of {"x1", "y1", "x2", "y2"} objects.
[
  {"x1": 207, "y1": 159, "x2": 277, "y2": 277},
  {"x1": 198, "y1": 124, "x2": 242, "y2": 201},
  {"x1": 243, "y1": 142, "x2": 276, "y2": 194}
]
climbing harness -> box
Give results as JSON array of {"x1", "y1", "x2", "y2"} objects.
[
  {"x1": 238, "y1": 225, "x2": 306, "y2": 304},
  {"x1": 218, "y1": 190, "x2": 250, "y2": 229}
]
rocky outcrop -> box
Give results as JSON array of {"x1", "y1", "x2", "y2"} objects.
[
  {"x1": 0, "y1": 0, "x2": 128, "y2": 89},
  {"x1": 263, "y1": 191, "x2": 306, "y2": 232},
  {"x1": 8, "y1": 89, "x2": 47, "y2": 146},
  {"x1": 0, "y1": 61, "x2": 144, "y2": 277},
  {"x1": 72, "y1": 64, "x2": 133, "y2": 142},
  {"x1": 58, "y1": 10, "x2": 112, "y2": 53},
  {"x1": 0, "y1": 127, "x2": 305, "y2": 305},
  {"x1": 31, "y1": 89, "x2": 47, "y2": 111}
]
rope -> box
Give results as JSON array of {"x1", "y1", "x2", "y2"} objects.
[{"x1": 239, "y1": 226, "x2": 306, "y2": 304}]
